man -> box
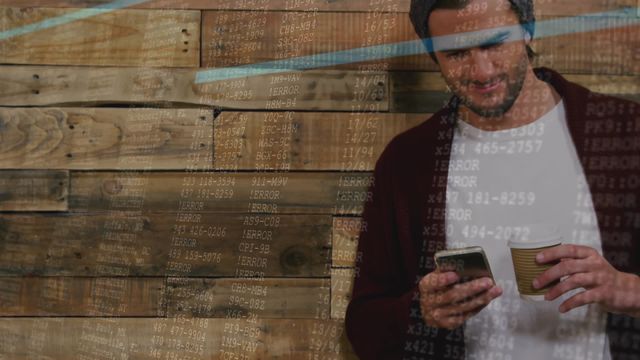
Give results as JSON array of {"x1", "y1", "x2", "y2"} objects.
[{"x1": 344, "y1": 0, "x2": 640, "y2": 359}]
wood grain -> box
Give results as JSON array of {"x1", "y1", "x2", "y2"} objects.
[
  {"x1": 69, "y1": 171, "x2": 372, "y2": 215},
  {"x1": 214, "y1": 112, "x2": 425, "y2": 171},
  {"x1": 331, "y1": 268, "x2": 355, "y2": 321},
  {"x1": 0, "y1": 277, "x2": 165, "y2": 316},
  {"x1": 0, "y1": 170, "x2": 68, "y2": 211},
  {"x1": 0, "y1": 213, "x2": 331, "y2": 276},
  {"x1": 0, "y1": 7, "x2": 200, "y2": 67},
  {"x1": 0, "y1": 107, "x2": 213, "y2": 170},
  {"x1": 201, "y1": 10, "x2": 431, "y2": 72},
  {"x1": 0, "y1": 0, "x2": 634, "y2": 15},
  {"x1": 331, "y1": 217, "x2": 362, "y2": 268},
  {"x1": 201, "y1": 11, "x2": 639, "y2": 74},
  {"x1": 0, "y1": 66, "x2": 388, "y2": 111},
  {"x1": 0, "y1": 318, "x2": 358, "y2": 359},
  {"x1": 166, "y1": 277, "x2": 330, "y2": 319},
  {"x1": 391, "y1": 72, "x2": 640, "y2": 113}
]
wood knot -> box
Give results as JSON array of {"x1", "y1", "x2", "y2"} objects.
[
  {"x1": 103, "y1": 180, "x2": 123, "y2": 195},
  {"x1": 280, "y1": 245, "x2": 310, "y2": 274}
]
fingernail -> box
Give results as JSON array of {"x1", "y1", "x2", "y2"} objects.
[
  {"x1": 536, "y1": 253, "x2": 544, "y2": 262},
  {"x1": 532, "y1": 279, "x2": 540, "y2": 289}
]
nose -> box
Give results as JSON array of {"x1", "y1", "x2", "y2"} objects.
[{"x1": 469, "y1": 49, "x2": 497, "y2": 83}]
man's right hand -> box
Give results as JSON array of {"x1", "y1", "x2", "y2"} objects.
[{"x1": 418, "y1": 270, "x2": 502, "y2": 330}]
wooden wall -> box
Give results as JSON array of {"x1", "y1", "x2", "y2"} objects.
[{"x1": 0, "y1": 0, "x2": 638, "y2": 358}]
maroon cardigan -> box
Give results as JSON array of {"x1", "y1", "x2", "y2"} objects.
[{"x1": 345, "y1": 67, "x2": 640, "y2": 360}]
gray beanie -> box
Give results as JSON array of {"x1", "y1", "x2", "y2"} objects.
[{"x1": 409, "y1": 0, "x2": 535, "y2": 55}]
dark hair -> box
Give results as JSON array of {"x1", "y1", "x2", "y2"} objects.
[{"x1": 409, "y1": 0, "x2": 536, "y2": 63}]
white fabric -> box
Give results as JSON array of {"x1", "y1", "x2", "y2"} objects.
[{"x1": 445, "y1": 100, "x2": 611, "y2": 360}]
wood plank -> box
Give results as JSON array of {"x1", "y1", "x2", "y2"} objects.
[
  {"x1": 0, "y1": 0, "x2": 634, "y2": 15},
  {"x1": 166, "y1": 277, "x2": 330, "y2": 319},
  {"x1": 1, "y1": 0, "x2": 405, "y2": 11},
  {"x1": 330, "y1": 218, "x2": 360, "y2": 320},
  {"x1": 534, "y1": 19, "x2": 640, "y2": 75},
  {"x1": 332, "y1": 217, "x2": 362, "y2": 268},
  {"x1": 331, "y1": 268, "x2": 356, "y2": 321},
  {"x1": 0, "y1": 66, "x2": 387, "y2": 111},
  {"x1": 0, "y1": 170, "x2": 68, "y2": 211},
  {"x1": 0, "y1": 277, "x2": 164, "y2": 316},
  {"x1": 391, "y1": 72, "x2": 640, "y2": 113},
  {"x1": 214, "y1": 112, "x2": 425, "y2": 171},
  {"x1": 0, "y1": 107, "x2": 213, "y2": 170},
  {"x1": 0, "y1": 318, "x2": 358, "y2": 359},
  {"x1": 0, "y1": 213, "x2": 331, "y2": 276},
  {"x1": 201, "y1": 10, "x2": 432, "y2": 72},
  {"x1": 201, "y1": 11, "x2": 639, "y2": 74},
  {"x1": 0, "y1": 7, "x2": 200, "y2": 67},
  {"x1": 69, "y1": 172, "x2": 372, "y2": 215}
]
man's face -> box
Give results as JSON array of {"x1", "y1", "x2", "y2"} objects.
[{"x1": 428, "y1": 0, "x2": 530, "y2": 117}]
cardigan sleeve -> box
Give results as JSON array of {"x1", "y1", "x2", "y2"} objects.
[{"x1": 344, "y1": 140, "x2": 419, "y2": 359}]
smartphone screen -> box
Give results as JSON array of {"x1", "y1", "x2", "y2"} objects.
[{"x1": 435, "y1": 248, "x2": 493, "y2": 282}]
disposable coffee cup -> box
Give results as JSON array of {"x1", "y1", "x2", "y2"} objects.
[{"x1": 508, "y1": 225, "x2": 561, "y2": 301}]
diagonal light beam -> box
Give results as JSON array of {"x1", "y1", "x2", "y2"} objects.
[
  {"x1": 195, "y1": 7, "x2": 639, "y2": 84},
  {"x1": 0, "y1": 0, "x2": 151, "y2": 41}
]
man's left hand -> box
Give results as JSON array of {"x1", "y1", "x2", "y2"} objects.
[{"x1": 532, "y1": 244, "x2": 640, "y2": 317}]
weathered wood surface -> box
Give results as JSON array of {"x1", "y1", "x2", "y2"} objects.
[
  {"x1": 332, "y1": 217, "x2": 362, "y2": 268},
  {"x1": 0, "y1": 277, "x2": 165, "y2": 316},
  {"x1": 0, "y1": 108, "x2": 213, "y2": 170},
  {"x1": 391, "y1": 72, "x2": 640, "y2": 113},
  {"x1": 331, "y1": 268, "x2": 355, "y2": 321},
  {"x1": 0, "y1": 7, "x2": 200, "y2": 67},
  {"x1": 201, "y1": 10, "x2": 430, "y2": 72},
  {"x1": 331, "y1": 218, "x2": 360, "y2": 320},
  {"x1": 214, "y1": 112, "x2": 425, "y2": 171},
  {"x1": 0, "y1": 66, "x2": 388, "y2": 111},
  {"x1": 0, "y1": 213, "x2": 331, "y2": 276},
  {"x1": 201, "y1": 11, "x2": 639, "y2": 74},
  {"x1": 534, "y1": 19, "x2": 640, "y2": 76},
  {"x1": 69, "y1": 172, "x2": 372, "y2": 215},
  {"x1": 166, "y1": 277, "x2": 330, "y2": 319},
  {"x1": 0, "y1": 170, "x2": 68, "y2": 211},
  {"x1": 0, "y1": 318, "x2": 358, "y2": 359},
  {"x1": 0, "y1": 0, "x2": 634, "y2": 15}
]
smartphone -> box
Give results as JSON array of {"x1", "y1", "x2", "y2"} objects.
[{"x1": 434, "y1": 246, "x2": 494, "y2": 282}]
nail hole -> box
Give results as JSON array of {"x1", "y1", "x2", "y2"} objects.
[
  {"x1": 181, "y1": 28, "x2": 187, "y2": 33},
  {"x1": 377, "y1": 82, "x2": 384, "y2": 86},
  {"x1": 66, "y1": 153, "x2": 73, "y2": 158},
  {"x1": 183, "y1": 49, "x2": 188, "y2": 52},
  {"x1": 69, "y1": 125, "x2": 75, "y2": 130},
  {"x1": 199, "y1": 116, "x2": 206, "y2": 120},
  {"x1": 184, "y1": 41, "x2": 189, "y2": 45},
  {"x1": 33, "y1": 74, "x2": 39, "y2": 80},
  {"x1": 32, "y1": 89, "x2": 40, "y2": 95}
]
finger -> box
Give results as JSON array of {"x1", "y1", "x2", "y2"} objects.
[
  {"x1": 558, "y1": 289, "x2": 602, "y2": 313},
  {"x1": 444, "y1": 277, "x2": 494, "y2": 305},
  {"x1": 443, "y1": 285, "x2": 503, "y2": 316},
  {"x1": 536, "y1": 244, "x2": 595, "y2": 264},
  {"x1": 419, "y1": 271, "x2": 459, "y2": 293},
  {"x1": 544, "y1": 272, "x2": 596, "y2": 301},
  {"x1": 441, "y1": 288, "x2": 500, "y2": 330},
  {"x1": 533, "y1": 258, "x2": 592, "y2": 290}
]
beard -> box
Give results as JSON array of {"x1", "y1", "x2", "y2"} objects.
[{"x1": 451, "y1": 53, "x2": 529, "y2": 118}]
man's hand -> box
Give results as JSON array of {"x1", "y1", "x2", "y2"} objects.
[
  {"x1": 418, "y1": 270, "x2": 503, "y2": 330},
  {"x1": 533, "y1": 244, "x2": 640, "y2": 317}
]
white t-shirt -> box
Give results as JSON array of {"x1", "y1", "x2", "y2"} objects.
[{"x1": 445, "y1": 100, "x2": 611, "y2": 360}]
